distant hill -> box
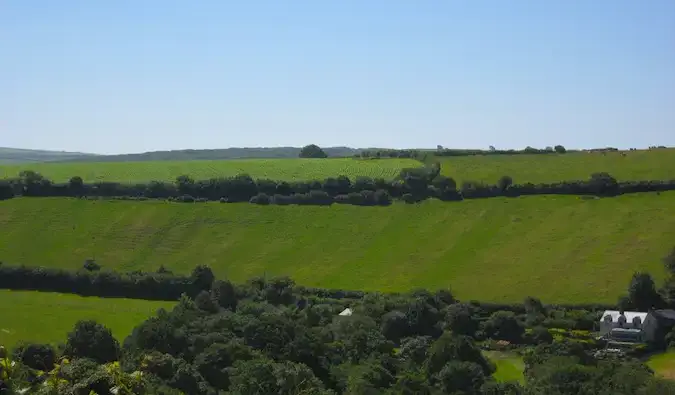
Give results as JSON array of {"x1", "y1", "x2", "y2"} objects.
[
  {"x1": 0, "y1": 147, "x2": 98, "y2": 164},
  {"x1": 55, "y1": 146, "x2": 365, "y2": 162}
]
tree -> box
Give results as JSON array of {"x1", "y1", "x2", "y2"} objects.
[
  {"x1": 628, "y1": 272, "x2": 663, "y2": 311},
  {"x1": 194, "y1": 341, "x2": 256, "y2": 390},
  {"x1": 64, "y1": 320, "x2": 120, "y2": 363},
  {"x1": 498, "y1": 175, "x2": 513, "y2": 191},
  {"x1": 529, "y1": 326, "x2": 554, "y2": 344},
  {"x1": 444, "y1": 303, "x2": 479, "y2": 337},
  {"x1": 481, "y1": 311, "x2": 525, "y2": 343},
  {"x1": 228, "y1": 358, "x2": 331, "y2": 394},
  {"x1": 436, "y1": 361, "x2": 485, "y2": 394},
  {"x1": 68, "y1": 176, "x2": 84, "y2": 195},
  {"x1": 190, "y1": 265, "x2": 215, "y2": 295},
  {"x1": 554, "y1": 145, "x2": 567, "y2": 153},
  {"x1": 663, "y1": 247, "x2": 675, "y2": 274},
  {"x1": 212, "y1": 280, "x2": 237, "y2": 310},
  {"x1": 175, "y1": 175, "x2": 194, "y2": 195},
  {"x1": 83, "y1": 259, "x2": 101, "y2": 272},
  {"x1": 398, "y1": 336, "x2": 433, "y2": 367},
  {"x1": 425, "y1": 332, "x2": 493, "y2": 375},
  {"x1": 195, "y1": 290, "x2": 219, "y2": 313},
  {"x1": 13, "y1": 343, "x2": 56, "y2": 370},
  {"x1": 299, "y1": 144, "x2": 328, "y2": 158}
]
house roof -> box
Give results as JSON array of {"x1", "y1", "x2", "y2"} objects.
[
  {"x1": 653, "y1": 309, "x2": 675, "y2": 321},
  {"x1": 599, "y1": 310, "x2": 648, "y2": 323},
  {"x1": 339, "y1": 308, "x2": 353, "y2": 316}
]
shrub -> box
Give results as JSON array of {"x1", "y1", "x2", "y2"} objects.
[
  {"x1": 83, "y1": 259, "x2": 101, "y2": 272},
  {"x1": 64, "y1": 320, "x2": 120, "y2": 364}
]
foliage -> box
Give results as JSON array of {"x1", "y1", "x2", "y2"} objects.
[
  {"x1": 64, "y1": 320, "x2": 121, "y2": 363},
  {"x1": 1, "y1": 268, "x2": 674, "y2": 394},
  {"x1": 299, "y1": 144, "x2": 329, "y2": 159}
]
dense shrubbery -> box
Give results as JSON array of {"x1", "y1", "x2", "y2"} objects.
[
  {"x1": 3, "y1": 270, "x2": 675, "y2": 394},
  {"x1": 2, "y1": 166, "x2": 675, "y2": 207},
  {"x1": 435, "y1": 146, "x2": 570, "y2": 156},
  {"x1": 0, "y1": 264, "x2": 213, "y2": 301},
  {"x1": 356, "y1": 145, "x2": 573, "y2": 158}
]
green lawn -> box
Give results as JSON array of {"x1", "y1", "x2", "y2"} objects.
[
  {"x1": 437, "y1": 149, "x2": 675, "y2": 184},
  {"x1": 1, "y1": 193, "x2": 673, "y2": 303},
  {"x1": 0, "y1": 157, "x2": 419, "y2": 183},
  {"x1": 484, "y1": 351, "x2": 525, "y2": 383},
  {"x1": 647, "y1": 351, "x2": 675, "y2": 380},
  {"x1": 0, "y1": 290, "x2": 173, "y2": 349}
]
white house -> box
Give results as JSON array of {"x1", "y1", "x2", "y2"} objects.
[{"x1": 598, "y1": 310, "x2": 658, "y2": 343}]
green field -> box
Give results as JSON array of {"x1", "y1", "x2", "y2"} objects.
[
  {"x1": 0, "y1": 290, "x2": 173, "y2": 348},
  {"x1": 484, "y1": 351, "x2": 525, "y2": 383},
  {"x1": 1, "y1": 193, "x2": 673, "y2": 303},
  {"x1": 438, "y1": 149, "x2": 675, "y2": 184},
  {"x1": 0, "y1": 157, "x2": 420, "y2": 183},
  {"x1": 647, "y1": 351, "x2": 675, "y2": 380}
]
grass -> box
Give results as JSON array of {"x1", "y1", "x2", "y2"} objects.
[
  {"x1": 0, "y1": 290, "x2": 173, "y2": 348},
  {"x1": 647, "y1": 351, "x2": 675, "y2": 380},
  {"x1": 0, "y1": 157, "x2": 420, "y2": 183},
  {"x1": 437, "y1": 149, "x2": 675, "y2": 185},
  {"x1": 1, "y1": 193, "x2": 674, "y2": 304},
  {"x1": 484, "y1": 351, "x2": 525, "y2": 383}
]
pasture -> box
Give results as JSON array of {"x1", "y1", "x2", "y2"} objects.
[
  {"x1": 647, "y1": 351, "x2": 675, "y2": 380},
  {"x1": 0, "y1": 157, "x2": 420, "y2": 183},
  {"x1": 1, "y1": 192, "x2": 674, "y2": 304},
  {"x1": 437, "y1": 149, "x2": 675, "y2": 184},
  {"x1": 484, "y1": 351, "x2": 525, "y2": 383},
  {"x1": 0, "y1": 290, "x2": 173, "y2": 348}
]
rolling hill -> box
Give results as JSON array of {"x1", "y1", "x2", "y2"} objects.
[
  {"x1": 1, "y1": 193, "x2": 673, "y2": 304},
  {"x1": 0, "y1": 147, "x2": 98, "y2": 164},
  {"x1": 437, "y1": 148, "x2": 675, "y2": 184},
  {"x1": 52, "y1": 146, "x2": 364, "y2": 162}
]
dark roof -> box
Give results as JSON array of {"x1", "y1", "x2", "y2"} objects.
[{"x1": 653, "y1": 309, "x2": 675, "y2": 321}]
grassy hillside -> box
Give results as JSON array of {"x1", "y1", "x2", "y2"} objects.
[
  {"x1": 437, "y1": 149, "x2": 675, "y2": 184},
  {"x1": 55, "y1": 146, "x2": 363, "y2": 162},
  {"x1": 0, "y1": 147, "x2": 97, "y2": 164},
  {"x1": 1, "y1": 194, "x2": 673, "y2": 304},
  {"x1": 0, "y1": 290, "x2": 173, "y2": 347},
  {"x1": 0, "y1": 157, "x2": 419, "y2": 183}
]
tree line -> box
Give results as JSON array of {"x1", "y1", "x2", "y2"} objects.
[
  {"x1": 2, "y1": 166, "x2": 675, "y2": 206},
  {"x1": 3, "y1": 264, "x2": 675, "y2": 394},
  {"x1": 356, "y1": 146, "x2": 573, "y2": 159}
]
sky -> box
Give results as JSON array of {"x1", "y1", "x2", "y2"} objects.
[{"x1": 1, "y1": 1, "x2": 674, "y2": 154}]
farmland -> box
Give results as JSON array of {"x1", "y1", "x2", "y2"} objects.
[
  {"x1": 1, "y1": 192, "x2": 674, "y2": 304},
  {"x1": 438, "y1": 149, "x2": 675, "y2": 185},
  {"x1": 483, "y1": 351, "x2": 525, "y2": 383},
  {"x1": 0, "y1": 289, "x2": 174, "y2": 348},
  {"x1": 648, "y1": 351, "x2": 675, "y2": 380},
  {"x1": 0, "y1": 157, "x2": 420, "y2": 183}
]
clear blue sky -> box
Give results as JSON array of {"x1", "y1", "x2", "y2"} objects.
[{"x1": 2, "y1": 1, "x2": 674, "y2": 154}]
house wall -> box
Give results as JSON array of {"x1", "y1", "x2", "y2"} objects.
[{"x1": 643, "y1": 314, "x2": 659, "y2": 342}]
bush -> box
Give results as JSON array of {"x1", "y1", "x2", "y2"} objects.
[
  {"x1": 13, "y1": 343, "x2": 57, "y2": 370},
  {"x1": 83, "y1": 259, "x2": 101, "y2": 272},
  {"x1": 249, "y1": 193, "x2": 271, "y2": 205},
  {"x1": 64, "y1": 320, "x2": 120, "y2": 364}
]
